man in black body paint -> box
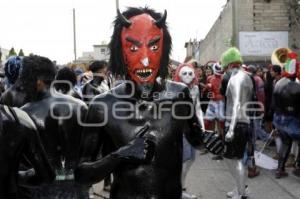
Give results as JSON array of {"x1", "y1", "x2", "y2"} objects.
[{"x1": 75, "y1": 7, "x2": 223, "y2": 199}]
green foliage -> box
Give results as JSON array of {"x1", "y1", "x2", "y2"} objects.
[
  {"x1": 18, "y1": 49, "x2": 25, "y2": 56},
  {"x1": 8, "y1": 47, "x2": 17, "y2": 57}
]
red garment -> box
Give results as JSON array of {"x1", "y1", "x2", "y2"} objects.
[{"x1": 205, "y1": 74, "x2": 224, "y2": 101}]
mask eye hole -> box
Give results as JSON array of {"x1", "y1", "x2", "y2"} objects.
[
  {"x1": 150, "y1": 45, "x2": 158, "y2": 51},
  {"x1": 130, "y1": 45, "x2": 139, "y2": 52},
  {"x1": 182, "y1": 72, "x2": 187, "y2": 76},
  {"x1": 188, "y1": 72, "x2": 193, "y2": 76}
]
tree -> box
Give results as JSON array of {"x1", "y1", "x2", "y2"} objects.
[
  {"x1": 18, "y1": 49, "x2": 25, "y2": 57},
  {"x1": 8, "y1": 47, "x2": 17, "y2": 57}
]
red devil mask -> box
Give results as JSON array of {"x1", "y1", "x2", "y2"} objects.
[{"x1": 121, "y1": 13, "x2": 164, "y2": 86}]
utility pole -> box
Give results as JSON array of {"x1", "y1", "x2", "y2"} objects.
[
  {"x1": 232, "y1": 0, "x2": 239, "y2": 48},
  {"x1": 73, "y1": 8, "x2": 77, "y2": 61},
  {"x1": 116, "y1": 0, "x2": 119, "y2": 12}
]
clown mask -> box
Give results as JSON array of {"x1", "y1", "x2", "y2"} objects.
[{"x1": 179, "y1": 66, "x2": 195, "y2": 85}]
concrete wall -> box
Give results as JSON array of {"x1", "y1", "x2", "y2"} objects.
[
  {"x1": 198, "y1": 0, "x2": 300, "y2": 65},
  {"x1": 289, "y1": 1, "x2": 300, "y2": 57},
  {"x1": 238, "y1": 0, "x2": 254, "y2": 32},
  {"x1": 198, "y1": 2, "x2": 233, "y2": 64},
  {"x1": 252, "y1": 0, "x2": 290, "y2": 31}
]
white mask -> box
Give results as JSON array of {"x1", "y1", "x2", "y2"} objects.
[{"x1": 179, "y1": 66, "x2": 195, "y2": 85}]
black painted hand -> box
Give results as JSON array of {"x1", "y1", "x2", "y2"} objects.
[
  {"x1": 203, "y1": 131, "x2": 224, "y2": 155},
  {"x1": 112, "y1": 124, "x2": 156, "y2": 163}
]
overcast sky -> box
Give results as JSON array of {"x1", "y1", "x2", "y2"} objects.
[{"x1": 0, "y1": 0, "x2": 227, "y2": 64}]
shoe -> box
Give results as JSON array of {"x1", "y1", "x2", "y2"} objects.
[
  {"x1": 228, "y1": 193, "x2": 248, "y2": 199},
  {"x1": 275, "y1": 170, "x2": 288, "y2": 179},
  {"x1": 292, "y1": 168, "x2": 300, "y2": 178},
  {"x1": 248, "y1": 166, "x2": 260, "y2": 178},
  {"x1": 272, "y1": 153, "x2": 279, "y2": 160},
  {"x1": 226, "y1": 185, "x2": 248, "y2": 198},
  {"x1": 212, "y1": 155, "x2": 223, "y2": 160},
  {"x1": 226, "y1": 188, "x2": 237, "y2": 198},
  {"x1": 182, "y1": 190, "x2": 197, "y2": 199},
  {"x1": 285, "y1": 155, "x2": 295, "y2": 167},
  {"x1": 199, "y1": 149, "x2": 208, "y2": 155}
]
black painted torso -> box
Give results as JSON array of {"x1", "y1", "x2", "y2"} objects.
[
  {"x1": 273, "y1": 77, "x2": 300, "y2": 117},
  {"x1": 21, "y1": 92, "x2": 88, "y2": 172},
  {"x1": 83, "y1": 81, "x2": 202, "y2": 199},
  {"x1": 0, "y1": 106, "x2": 54, "y2": 199}
]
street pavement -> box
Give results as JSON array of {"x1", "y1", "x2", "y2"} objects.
[
  {"x1": 93, "y1": 143, "x2": 300, "y2": 199},
  {"x1": 186, "y1": 151, "x2": 300, "y2": 199}
]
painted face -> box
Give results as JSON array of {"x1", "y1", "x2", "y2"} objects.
[
  {"x1": 121, "y1": 14, "x2": 163, "y2": 85},
  {"x1": 179, "y1": 66, "x2": 195, "y2": 85}
]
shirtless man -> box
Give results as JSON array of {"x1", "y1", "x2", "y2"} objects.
[{"x1": 76, "y1": 7, "x2": 223, "y2": 199}]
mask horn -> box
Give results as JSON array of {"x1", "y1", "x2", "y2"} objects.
[
  {"x1": 117, "y1": 9, "x2": 132, "y2": 28},
  {"x1": 154, "y1": 10, "x2": 167, "y2": 28}
]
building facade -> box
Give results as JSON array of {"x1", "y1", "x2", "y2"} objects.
[
  {"x1": 192, "y1": 0, "x2": 300, "y2": 65},
  {"x1": 76, "y1": 43, "x2": 110, "y2": 65}
]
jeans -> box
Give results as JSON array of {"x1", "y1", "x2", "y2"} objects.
[
  {"x1": 253, "y1": 119, "x2": 269, "y2": 142},
  {"x1": 182, "y1": 135, "x2": 195, "y2": 162},
  {"x1": 273, "y1": 113, "x2": 300, "y2": 140}
]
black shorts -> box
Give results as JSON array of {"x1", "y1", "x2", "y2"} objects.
[{"x1": 223, "y1": 123, "x2": 250, "y2": 159}]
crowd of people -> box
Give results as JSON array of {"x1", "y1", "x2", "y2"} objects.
[{"x1": 0, "y1": 6, "x2": 299, "y2": 199}]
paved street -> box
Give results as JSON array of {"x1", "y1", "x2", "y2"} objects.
[
  {"x1": 93, "y1": 143, "x2": 300, "y2": 199},
  {"x1": 186, "y1": 151, "x2": 300, "y2": 199}
]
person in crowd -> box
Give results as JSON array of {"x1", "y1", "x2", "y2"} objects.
[
  {"x1": 194, "y1": 65, "x2": 204, "y2": 94},
  {"x1": 272, "y1": 52, "x2": 300, "y2": 179},
  {"x1": 0, "y1": 55, "x2": 153, "y2": 199},
  {"x1": 269, "y1": 65, "x2": 283, "y2": 159},
  {"x1": 173, "y1": 63, "x2": 204, "y2": 199},
  {"x1": 81, "y1": 60, "x2": 112, "y2": 194},
  {"x1": 3, "y1": 56, "x2": 23, "y2": 89},
  {"x1": 241, "y1": 65, "x2": 264, "y2": 179},
  {"x1": 18, "y1": 55, "x2": 89, "y2": 198},
  {"x1": 74, "y1": 68, "x2": 84, "y2": 98},
  {"x1": 263, "y1": 65, "x2": 275, "y2": 134},
  {"x1": 167, "y1": 62, "x2": 177, "y2": 79},
  {"x1": 82, "y1": 60, "x2": 110, "y2": 104},
  {"x1": 54, "y1": 66, "x2": 82, "y2": 100},
  {"x1": 204, "y1": 62, "x2": 225, "y2": 160},
  {"x1": 199, "y1": 64, "x2": 212, "y2": 113},
  {"x1": 256, "y1": 66, "x2": 264, "y2": 80},
  {"x1": 247, "y1": 65, "x2": 269, "y2": 142},
  {"x1": 220, "y1": 47, "x2": 256, "y2": 199},
  {"x1": 75, "y1": 7, "x2": 223, "y2": 199},
  {"x1": 0, "y1": 105, "x2": 55, "y2": 199},
  {"x1": 0, "y1": 56, "x2": 28, "y2": 107},
  {"x1": 81, "y1": 71, "x2": 93, "y2": 85}
]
